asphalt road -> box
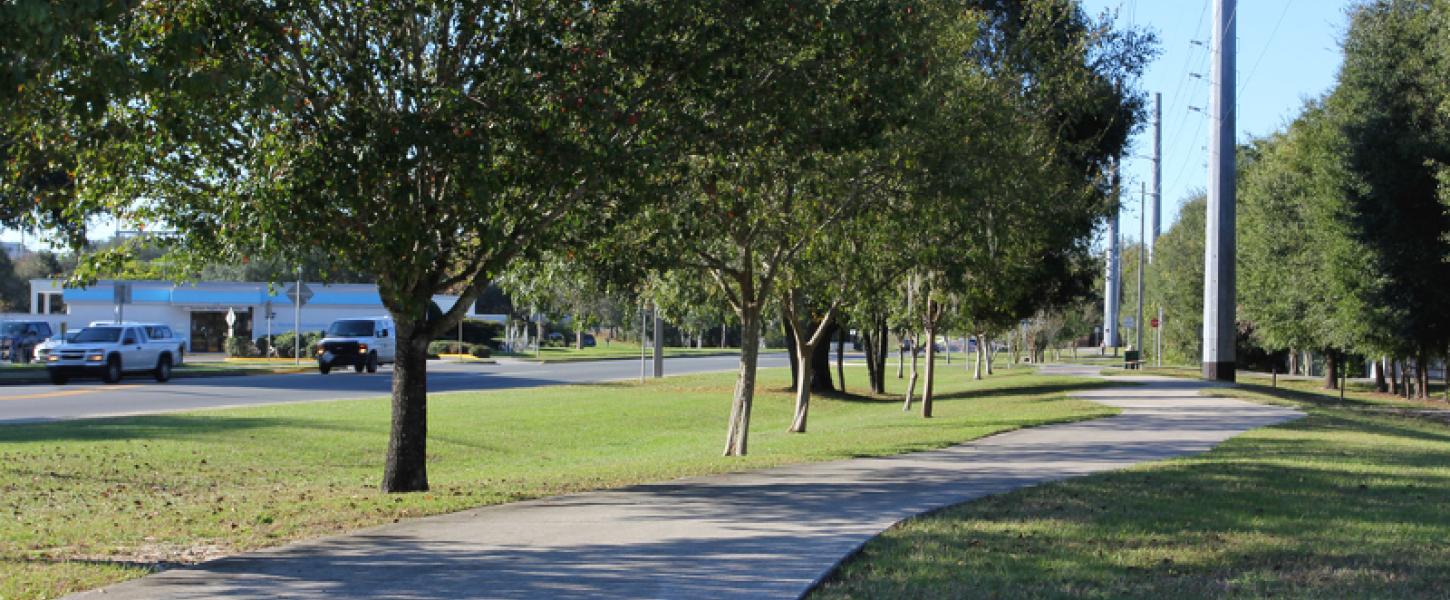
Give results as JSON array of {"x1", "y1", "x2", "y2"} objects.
[{"x1": 0, "y1": 354, "x2": 787, "y2": 425}]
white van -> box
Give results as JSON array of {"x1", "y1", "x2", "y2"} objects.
[{"x1": 316, "y1": 317, "x2": 395, "y2": 374}]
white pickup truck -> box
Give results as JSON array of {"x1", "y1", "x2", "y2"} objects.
[{"x1": 44, "y1": 324, "x2": 181, "y2": 384}]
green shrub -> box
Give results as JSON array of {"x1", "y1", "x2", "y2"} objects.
[
  {"x1": 469, "y1": 344, "x2": 491, "y2": 358},
  {"x1": 224, "y1": 336, "x2": 257, "y2": 358},
  {"x1": 273, "y1": 331, "x2": 322, "y2": 358},
  {"x1": 428, "y1": 341, "x2": 468, "y2": 355}
]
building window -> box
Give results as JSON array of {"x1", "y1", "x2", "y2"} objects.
[{"x1": 42, "y1": 293, "x2": 66, "y2": 315}]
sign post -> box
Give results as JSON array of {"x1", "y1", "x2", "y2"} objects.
[
  {"x1": 1152, "y1": 315, "x2": 1163, "y2": 368},
  {"x1": 112, "y1": 283, "x2": 132, "y2": 324},
  {"x1": 285, "y1": 278, "x2": 314, "y2": 365},
  {"x1": 264, "y1": 300, "x2": 274, "y2": 357},
  {"x1": 225, "y1": 308, "x2": 237, "y2": 339}
]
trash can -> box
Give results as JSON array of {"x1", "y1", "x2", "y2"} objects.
[{"x1": 1124, "y1": 350, "x2": 1140, "y2": 370}]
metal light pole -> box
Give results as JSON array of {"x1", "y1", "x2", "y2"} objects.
[
  {"x1": 1136, "y1": 183, "x2": 1146, "y2": 356},
  {"x1": 1152, "y1": 92, "x2": 1164, "y2": 367},
  {"x1": 1203, "y1": 0, "x2": 1237, "y2": 381},
  {"x1": 1102, "y1": 162, "x2": 1121, "y2": 354},
  {"x1": 293, "y1": 267, "x2": 302, "y2": 366}
]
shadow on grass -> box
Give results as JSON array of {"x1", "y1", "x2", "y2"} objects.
[{"x1": 0, "y1": 414, "x2": 324, "y2": 444}]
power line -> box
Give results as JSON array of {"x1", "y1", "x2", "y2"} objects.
[{"x1": 1241, "y1": 0, "x2": 1295, "y2": 94}]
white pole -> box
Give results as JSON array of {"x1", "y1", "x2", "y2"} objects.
[
  {"x1": 1136, "y1": 182, "x2": 1146, "y2": 356},
  {"x1": 294, "y1": 268, "x2": 302, "y2": 366},
  {"x1": 1103, "y1": 162, "x2": 1121, "y2": 353},
  {"x1": 1203, "y1": 0, "x2": 1237, "y2": 381}
]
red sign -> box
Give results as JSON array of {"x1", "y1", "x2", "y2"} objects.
[{"x1": 1150, "y1": 318, "x2": 1160, "y2": 328}]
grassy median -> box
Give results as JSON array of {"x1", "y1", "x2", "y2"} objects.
[
  {"x1": 0, "y1": 363, "x2": 1112, "y2": 599},
  {"x1": 813, "y1": 374, "x2": 1450, "y2": 599}
]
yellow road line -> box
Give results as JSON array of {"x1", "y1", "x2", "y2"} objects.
[{"x1": 0, "y1": 384, "x2": 138, "y2": 401}]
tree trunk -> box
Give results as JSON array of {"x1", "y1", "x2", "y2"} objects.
[
  {"x1": 783, "y1": 312, "x2": 799, "y2": 392},
  {"x1": 381, "y1": 330, "x2": 431, "y2": 493},
  {"x1": 1388, "y1": 357, "x2": 1399, "y2": 395},
  {"x1": 836, "y1": 324, "x2": 846, "y2": 395},
  {"x1": 720, "y1": 323, "x2": 727, "y2": 348},
  {"x1": 810, "y1": 321, "x2": 836, "y2": 392},
  {"x1": 922, "y1": 317, "x2": 937, "y2": 418},
  {"x1": 1417, "y1": 352, "x2": 1429, "y2": 400},
  {"x1": 1374, "y1": 356, "x2": 1388, "y2": 393},
  {"x1": 1289, "y1": 348, "x2": 1298, "y2": 376},
  {"x1": 1401, "y1": 358, "x2": 1410, "y2": 399},
  {"x1": 575, "y1": 320, "x2": 583, "y2": 350},
  {"x1": 790, "y1": 339, "x2": 813, "y2": 432},
  {"x1": 782, "y1": 293, "x2": 836, "y2": 433},
  {"x1": 862, "y1": 328, "x2": 879, "y2": 393},
  {"x1": 973, "y1": 334, "x2": 983, "y2": 380},
  {"x1": 871, "y1": 321, "x2": 888, "y2": 394},
  {"x1": 985, "y1": 337, "x2": 995, "y2": 375},
  {"x1": 904, "y1": 336, "x2": 920, "y2": 411},
  {"x1": 896, "y1": 332, "x2": 905, "y2": 379},
  {"x1": 1323, "y1": 349, "x2": 1339, "y2": 391},
  {"x1": 724, "y1": 306, "x2": 761, "y2": 456}
]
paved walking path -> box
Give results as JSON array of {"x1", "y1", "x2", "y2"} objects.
[{"x1": 72, "y1": 365, "x2": 1303, "y2": 600}]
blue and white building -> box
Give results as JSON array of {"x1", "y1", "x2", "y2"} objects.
[{"x1": 26, "y1": 279, "x2": 493, "y2": 353}]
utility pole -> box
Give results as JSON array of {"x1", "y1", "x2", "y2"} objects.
[
  {"x1": 1151, "y1": 92, "x2": 1163, "y2": 255},
  {"x1": 1136, "y1": 182, "x2": 1146, "y2": 355},
  {"x1": 1102, "y1": 161, "x2": 1121, "y2": 354},
  {"x1": 1153, "y1": 92, "x2": 1164, "y2": 367},
  {"x1": 1203, "y1": 0, "x2": 1237, "y2": 381}
]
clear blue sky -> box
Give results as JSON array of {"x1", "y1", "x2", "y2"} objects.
[{"x1": 1083, "y1": 0, "x2": 1356, "y2": 244}]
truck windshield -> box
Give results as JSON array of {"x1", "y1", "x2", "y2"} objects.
[
  {"x1": 327, "y1": 320, "x2": 374, "y2": 337},
  {"x1": 73, "y1": 328, "x2": 122, "y2": 343}
]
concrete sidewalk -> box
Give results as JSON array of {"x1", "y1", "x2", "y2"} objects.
[{"x1": 72, "y1": 365, "x2": 1303, "y2": 600}]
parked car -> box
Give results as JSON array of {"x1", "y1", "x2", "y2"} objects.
[
  {"x1": 33, "y1": 330, "x2": 77, "y2": 362},
  {"x1": 44, "y1": 324, "x2": 181, "y2": 384},
  {"x1": 89, "y1": 321, "x2": 187, "y2": 365},
  {"x1": 580, "y1": 333, "x2": 597, "y2": 347},
  {"x1": 0, "y1": 320, "x2": 53, "y2": 363},
  {"x1": 316, "y1": 317, "x2": 395, "y2": 374}
]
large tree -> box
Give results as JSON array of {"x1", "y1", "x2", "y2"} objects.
[
  {"x1": 625, "y1": 1, "x2": 926, "y2": 456},
  {"x1": 138, "y1": 2, "x2": 657, "y2": 492},
  {"x1": 1330, "y1": 0, "x2": 1450, "y2": 396}
]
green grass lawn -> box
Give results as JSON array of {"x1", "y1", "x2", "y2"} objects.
[
  {"x1": 813, "y1": 370, "x2": 1450, "y2": 599},
  {"x1": 495, "y1": 341, "x2": 760, "y2": 362},
  {"x1": 0, "y1": 364, "x2": 1115, "y2": 599}
]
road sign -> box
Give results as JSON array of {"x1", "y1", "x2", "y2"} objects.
[
  {"x1": 112, "y1": 283, "x2": 132, "y2": 305},
  {"x1": 285, "y1": 282, "x2": 314, "y2": 307},
  {"x1": 1151, "y1": 317, "x2": 1160, "y2": 328},
  {"x1": 225, "y1": 308, "x2": 237, "y2": 327}
]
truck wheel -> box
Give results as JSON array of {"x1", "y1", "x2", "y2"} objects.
[
  {"x1": 366, "y1": 352, "x2": 379, "y2": 373},
  {"x1": 102, "y1": 356, "x2": 123, "y2": 384},
  {"x1": 319, "y1": 361, "x2": 331, "y2": 375},
  {"x1": 154, "y1": 355, "x2": 173, "y2": 382},
  {"x1": 47, "y1": 369, "x2": 67, "y2": 385}
]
